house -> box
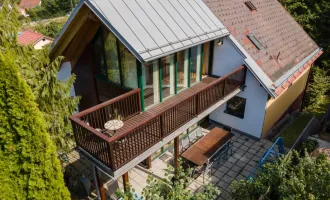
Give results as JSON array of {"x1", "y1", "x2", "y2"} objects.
[
  {"x1": 203, "y1": 0, "x2": 322, "y2": 138},
  {"x1": 51, "y1": 0, "x2": 321, "y2": 197},
  {"x1": 19, "y1": 0, "x2": 41, "y2": 16},
  {"x1": 18, "y1": 30, "x2": 53, "y2": 49}
]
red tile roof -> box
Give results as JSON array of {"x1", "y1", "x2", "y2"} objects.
[
  {"x1": 19, "y1": 0, "x2": 41, "y2": 9},
  {"x1": 18, "y1": 30, "x2": 44, "y2": 45},
  {"x1": 204, "y1": 0, "x2": 320, "y2": 82}
]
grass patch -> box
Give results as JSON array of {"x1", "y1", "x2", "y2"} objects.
[{"x1": 280, "y1": 113, "x2": 313, "y2": 148}]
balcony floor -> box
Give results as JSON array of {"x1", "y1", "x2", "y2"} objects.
[{"x1": 116, "y1": 77, "x2": 217, "y2": 135}]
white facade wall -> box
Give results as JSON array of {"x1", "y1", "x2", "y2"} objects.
[
  {"x1": 34, "y1": 38, "x2": 53, "y2": 49},
  {"x1": 57, "y1": 61, "x2": 76, "y2": 97},
  {"x1": 209, "y1": 38, "x2": 268, "y2": 138}
]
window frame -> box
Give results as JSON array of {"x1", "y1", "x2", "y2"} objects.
[{"x1": 224, "y1": 96, "x2": 247, "y2": 119}]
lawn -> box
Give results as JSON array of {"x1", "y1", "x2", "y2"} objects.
[{"x1": 280, "y1": 113, "x2": 313, "y2": 148}]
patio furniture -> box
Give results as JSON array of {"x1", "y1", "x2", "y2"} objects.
[
  {"x1": 181, "y1": 127, "x2": 233, "y2": 181},
  {"x1": 181, "y1": 127, "x2": 233, "y2": 166},
  {"x1": 104, "y1": 119, "x2": 124, "y2": 134},
  {"x1": 188, "y1": 128, "x2": 204, "y2": 145}
]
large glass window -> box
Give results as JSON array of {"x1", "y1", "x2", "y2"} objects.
[
  {"x1": 160, "y1": 55, "x2": 175, "y2": 100},
  {"x1": 190, "y1": 45, "x2": 202, "y2": 85},
  {"x1": 143, "y1": 61, "x2": 159, "y2": 108},
  {"x1": 104, "y1": 31, "x2": 120, "y2": 84},
  {"x1": 120, "y1": 44, "x2": 138, "y2": 89},
  {"x1": 177, "y1": 50, "x2": 189, "y2": 92}
]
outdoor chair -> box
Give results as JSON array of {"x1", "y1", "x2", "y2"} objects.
[
  {"x1": 180, "y1": 136, "x2": 190, "y2": 154},
  {"x1": 203, "y1": 161, "x2": 213, "y2": 184},
  {"x1": 188, "y1": 128, "x2": 203, "y2": 145}
]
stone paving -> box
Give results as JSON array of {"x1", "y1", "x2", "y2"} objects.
[{"x1": 65, "y1": 126, "x2": 277, "y2": 200}]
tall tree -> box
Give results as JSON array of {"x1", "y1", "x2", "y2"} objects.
[
  {"x1": 280, "y1": 0, "x2": 330, "y2": 70},
  {"x1": 0, "y1": 4, "x2": 70, "y2": 199},
  {"x1": 1, "y1": 2, "x2": 79, "y2": 154},
  {"x1": 2, "y1": 0, "x2": 79, "y2": 153}
]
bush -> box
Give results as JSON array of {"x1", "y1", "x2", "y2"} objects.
[
  {"x1": 301, "y1": 139, "x2": 319, "y2": 154},
  {"x1": 231, "y1": 151, "x2": 330, "y2": 200},
  {"x1": 34, "y1": 21, "x2": 64, "y2": 38}
]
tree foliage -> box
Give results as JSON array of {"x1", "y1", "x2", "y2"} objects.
[
  {"x1": 116, "y1": 160, "x2": 220, "y2": 200},
  {"x1": 2, "y1": 2, "x2": 79, "y2": 155},
  {"x1": 280, "y1": 0, "x2": 330, "y2": 70},
  {"x1": 231, "y1": 151, "x2": 330, "y2": 200},
  {"x1": 28, "y1": 0, "x2": 78, "y2": 21},
  {"x1": 305, "y1": 67, "x2": 330, "y2": 109},
  {"x1": 34, "y1": 21, "x2": 64, "y2": 38},
  {"x1": 0, "y1": 4, "x2": 71, "y2": 199}
]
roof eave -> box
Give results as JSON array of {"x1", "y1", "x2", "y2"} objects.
[{"x1": 274, "y1": 48, "x2": 323, "y2": 87}]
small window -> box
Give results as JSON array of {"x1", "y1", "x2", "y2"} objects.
[
  {"x1": 245, "y1": 1, "x2": 257, "y2": 11},
  {"x1": 247, "y1": 34, "x2": 264, "y2": 50},
  {"x1": 225, "y1": 96, "x2": 246, "y2": 119}
]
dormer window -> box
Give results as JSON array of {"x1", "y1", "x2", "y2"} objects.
[
  {"x1": 247, "y1": 34, "x2": 264, "y2": 50},
  {"x1": 245, "y1": 1, "x2": 257, "y2": 12}
]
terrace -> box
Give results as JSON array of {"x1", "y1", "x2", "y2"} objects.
[
  {"x1": 70, "y1": 66, "x2": 246, "y2": 176},
  {"x1": 65, "y1": 124, "x2": 276, "y2": 200}
]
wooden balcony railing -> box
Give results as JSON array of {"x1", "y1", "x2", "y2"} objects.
[{"x1": 70, "y1": 66, "x2": 246, "y2": 171}]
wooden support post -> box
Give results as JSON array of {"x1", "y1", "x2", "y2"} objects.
[
  {"x1": 146, "y1": 156, "x2": 152, "y2": 169},
  {"x1": 93, "y1": 166, "x2": 106, "y2": 200},
  {"x1": 174, "y1": 136, "x2": 180, "y2": 175},
  {"x1": 122, "y1": 172, "x2": 129, "y2": 192}
]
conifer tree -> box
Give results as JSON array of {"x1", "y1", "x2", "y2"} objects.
[
  {"x1": 1, "y1": 2, "x2": 79, "y2": 154},
  {"x1": 0, "y1": 5, "x2": 70, "y2": 199}
]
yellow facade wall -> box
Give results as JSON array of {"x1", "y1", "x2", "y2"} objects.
[{"x1": 262, "y1": 68, "x2": 311, "y2": 136}]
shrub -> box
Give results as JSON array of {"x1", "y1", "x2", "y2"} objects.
[{"x1": 231, "y1": 151, "x2": 330, "y2": 200}]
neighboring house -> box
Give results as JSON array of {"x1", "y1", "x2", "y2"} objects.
[
  {"x1": 50, "y1": 0, "x2": 321, "y2": 195},
  {"x1": 19, "y1": 0, "x2": 41, "y2": 16},
  {"x1": 204, "y1": 0, "x2": 323, "y2": 138},
  {"x1": 18, "y1": 30, "x2": 53, "y2": 49}
]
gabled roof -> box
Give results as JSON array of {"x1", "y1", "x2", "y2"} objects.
[
  {"x1": 51, "y1": 0, "x2": 229, "y2": 63},
  {"x1": 204, "y1": 0, "x2": 322, "y2": 96},
  {"x1": 18, "y1": 30, "x2": 44, "y2": 45},
  {"x1": 19, "y1": 0, "x2": 41, "y2": 9}
]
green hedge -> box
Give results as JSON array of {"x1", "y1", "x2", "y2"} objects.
[{"x1": 0, "y1": 52, "x2": 70, "y2": 199}]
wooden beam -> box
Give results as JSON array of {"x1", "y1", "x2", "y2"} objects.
[
  {"x1": 63, "y1": 17, "x2": 100, "y2": 69},
  {"x1": 93, "y1": 166, "x2": 107, "y2": 200},
  {"x1": 122, "y1": 172, "x2": 129, "y2": 192},
  {"x1": 50, "y1": 4, "x2": 90, "y2": 60},
  {"x1": 174, "y1": 136, "x2": 180, "y2": 175}
]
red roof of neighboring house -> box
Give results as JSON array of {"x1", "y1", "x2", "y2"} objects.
[
  {"x1": 204, "y1": 0, "x2": 320, "y2": 82},
  {"x1": 18, "y1": 30, "x2": 44, "y2": 45},
  {"x1": 19, "y1": 0, "x2": 41, "y2": 9}
]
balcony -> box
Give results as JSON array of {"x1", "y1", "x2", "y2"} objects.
[{"x1": 70, "y1": 66, "x2": 246, "y2": 174}]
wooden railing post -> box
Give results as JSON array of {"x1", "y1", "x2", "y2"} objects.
[
  {"x1": 108, "y1": 142, "x2": 116, "y2": 171},
  {"x1": 222, "y1": 79, "x2": 226, "y2": 98}
]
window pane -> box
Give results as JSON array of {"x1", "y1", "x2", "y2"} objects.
[
  {"x1": 161, "y1": 55, "x2": 175, "y2": 99},
  {"x1": 104, "y1": 32, "x2": 120, "y2": 84},
  {"x1": 120, "y1": 44, "x2": 138, "y2": 89},
  {"x1": 177, "y1": 50, "x2": 189, "y2": 92},
  {"x1": 190, "y1": 45, "x2": 202, "y2": 85},
  {"x1": 94, "y1": 34, "x2": 106, "y2": 77},
  {"x1": 144, "y1": 61, "x2": 159, "y2": 108},
  {"x1": 225, "y1": 96, "x2": 246, "y2": 119}
]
